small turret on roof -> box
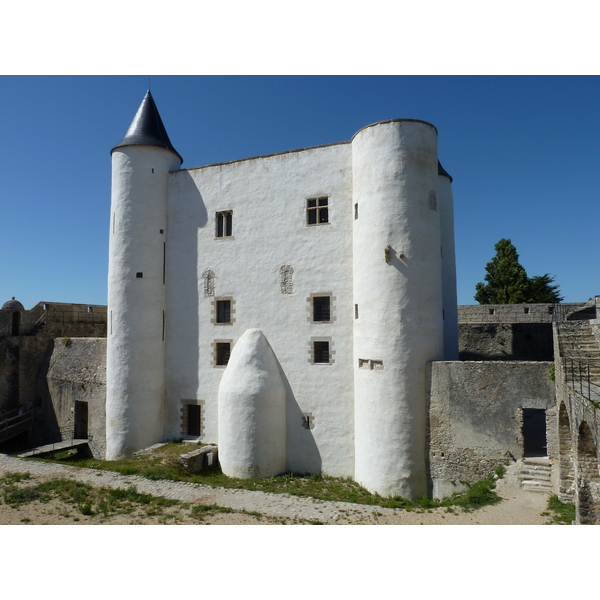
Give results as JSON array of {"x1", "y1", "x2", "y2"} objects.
[{"x1": 111, "y1": 90, "x2": 183, "y2": 165}]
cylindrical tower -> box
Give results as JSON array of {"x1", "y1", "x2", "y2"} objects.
[
  {"x1": 438, "y1": 161, "x2": 459, "y2": 360},
  {"x1": 106, "y1": 91, "x2": 182, "y2": 459},
  {"x1": 352, "y1": 120, "x2": 444, "y2": 499}
]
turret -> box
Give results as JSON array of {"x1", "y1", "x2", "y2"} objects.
[
  {"x1": 106, "y1": 91, "x2": 182, "y2": 459},
  {"x1": 352, "y1": 120, "x2": 444, "y2": 499},
  {"x1": 438, "y1": 160, "x2": 459, "y2": 359}
]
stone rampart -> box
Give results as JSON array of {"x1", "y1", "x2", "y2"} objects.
[
  {"x1": 46, "y1": 338, "x2": 106, "y2": 458},
  {"x1": 428, "y1": 360, "x2": 555, "y2": 499}
]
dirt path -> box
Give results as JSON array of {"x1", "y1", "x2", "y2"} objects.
[{"x1": 0, "y1": 454, "x2": 555, "y2": 525}]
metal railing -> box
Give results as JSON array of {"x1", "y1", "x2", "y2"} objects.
[
  {"x1": 0, "y1": 409, "x2": 34, "y2": 444},
  {"x1": 562, "y1": 356, "x2": 600, "y2": 403}
]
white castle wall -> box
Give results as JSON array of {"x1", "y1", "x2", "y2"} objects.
[
  {"x1": 439, "y1": 171, "x2": 459, "y2": 359},
  {"x1": 352, "y1": 120, "x2": 444, "y2": 498},
  {"x1": 106, "y1": 145, "x2": 180, "y2": 459},
  {"x1": 163, "y1": 142, "x2": 356, "y2": 477},
  {"x1": 105, "y1": 96, "x2": 457, "y2": 498}
]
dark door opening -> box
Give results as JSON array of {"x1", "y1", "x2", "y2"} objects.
[
  {"x1": 186, "y1": 404, "x2": 201, "y2": 437},
  {"x1": 523, "y1": 408, "x2": 547, "y2": 457},
  {"x1": 74, "y1": 401, "x2": 88, "y2": 439},
  {"x1": 11, "y1": 312, "x2": 21, "y2": 336}
]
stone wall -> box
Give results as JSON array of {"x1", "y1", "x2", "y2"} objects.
[
  {"x1": 428, "y1": 360, "x2": 556, "y2": 499},
  {"x1": 458, "y1": 303, "x2": 586, "y2": 324},
  {"x1": 458, "y1": 323, "x2": 553, "y2": 361},
  {"x1": 46, "y1": 338, "x2": 107, "y2": 458}
]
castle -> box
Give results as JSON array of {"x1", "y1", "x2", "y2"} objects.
[{"x1": 106, "y1": 90, "x2": 459, "y2": 499}]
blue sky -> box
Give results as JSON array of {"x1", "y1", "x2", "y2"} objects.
[{"x1": 2, "y1": 75, "x2": 598, "y2": 309}]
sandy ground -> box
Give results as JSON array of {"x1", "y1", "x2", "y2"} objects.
[{"x1": 0, "y1": 455, "x2": 556, "y2": 525}]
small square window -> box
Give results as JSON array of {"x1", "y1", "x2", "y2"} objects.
[
  {"x1": 524, "y1": 307, "x2": 530, "y2": 314},
  {"x1": 489, "y1": 308, "x2": 495, "y2": 315},
  {"x1": 216, "y1": 342, "x2": 231, "y2": 366},
  {"x1": 216, "y1": 211, "x2": 233, "y2": 238},
  {"x1": 313, "y1": 296, "x2": 331, "y2": 322},
  {"x1": 216, "y1": 300, "x2": 231, "y2": 324},
  {"x1": 307, "y1": 196, "x2": 329, "y2": 225},
  {"x1": 313, "y1": 341, "x2": 330, "y2": 364},
  {"x1": 136, "y1": 272, "x2": 143, "y2": 278}
]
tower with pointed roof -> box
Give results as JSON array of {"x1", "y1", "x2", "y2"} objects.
[{"x1": 106, "y1": 91, "x2": 182, "y2": 459}]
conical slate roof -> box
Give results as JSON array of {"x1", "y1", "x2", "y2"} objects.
[
  {"x1": 111, "y1": 90, "x2": 183, "y2": 165},
  {"x1": 437, "y1": 160, "x2": 453, "y2": 183}
]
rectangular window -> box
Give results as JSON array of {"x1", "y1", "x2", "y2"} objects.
[
  {"x1": 313, "y1": 341, "x2": 330, "y2": 363},
  {"x1": 216, "y1": 211, "x2": 233, "y2": 237},
  {"x1": 313, "y1": 296, "x2": 331, "y2": 322},
  {"x1": 216, "y1": 342, "x2": 231, "y2": 366},
  {"x1": 216, "y1": 299, "x2": 231, "y2": 323},
  {"x1": 307, "y1": 197, "x2": 329, "y2": 225}
]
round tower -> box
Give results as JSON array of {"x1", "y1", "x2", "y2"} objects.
[
  {"x1": 438, "y1": 161, "x2": 459, "y2": 360},
  {"x1": 352, "y1": 119, "x2": 444, "y2": 499},
  {"x1": 106, "y1": 91, "x2": 182, "y2": 459}
]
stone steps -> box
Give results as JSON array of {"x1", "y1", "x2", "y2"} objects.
[{"x1": 519, "y1": 457, "x2": 553, "y2": 494}]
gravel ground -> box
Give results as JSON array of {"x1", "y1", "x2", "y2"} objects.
[{"x1": 0, "y1": 453, "x2": 554, "y2": 525}]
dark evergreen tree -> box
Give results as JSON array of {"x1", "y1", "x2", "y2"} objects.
[
  {"x1": 527, "y1": 273, "x2": 564, "y2": 303},
  {"x1": 475, "y1": 239, "x2": 564, "y2": 304},
  {"x1": 474, "y1": 239, "x2": 530, "y2": 304}
]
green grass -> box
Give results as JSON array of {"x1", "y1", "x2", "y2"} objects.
[
  {"x1": 545, "y1": 495, "x2": 575, "y2": 524},
  {"x1": 28, "y1": 443, "x2": 506, "y2": 512}
]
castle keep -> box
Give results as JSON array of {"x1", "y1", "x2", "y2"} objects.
[{"x1": 106, "y1": 91, "x2": 459, "y2": 499}]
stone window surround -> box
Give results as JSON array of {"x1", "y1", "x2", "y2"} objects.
[
  {"x1": 358, "y1": 358, "x2": 384, "y2": 371},
  {"x1": 211, "y1": 296, "x2": 235, "y2": 325},
  {"x1": 180, "y1": 399, "x2": 205, "y2": 440},
  {"x1": 302, "y1": 412, "x2": 315, "y2": 430},
  {"x1": 212, "y1": 339, "x2": 234, "y2": 367},
  {"x1": 309, "y1": 337, "x2": 334, "y2": 365},
  {"x1": 307, "y1": 292, "x2": 336, "y2": 324}
]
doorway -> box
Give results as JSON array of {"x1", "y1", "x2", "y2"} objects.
[
  {"x1": 186, "y1": 404, "x2": 201, "y2": 437},
  {"x1": 74, "y1": 401, "x2": 88, "y2": 439},
  {"x1": 523, "y1": 408, "x2": 547, "y2": 457}
]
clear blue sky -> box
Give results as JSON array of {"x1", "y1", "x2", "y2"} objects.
[{"x1": 1, "y1": 75, "x2": 598, "y2": 309}]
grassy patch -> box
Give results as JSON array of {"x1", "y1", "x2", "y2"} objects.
[
  {"x1": 545, "y1": 495, "x2": 575, "y2": 524},
  {"x1": 28, "y1": 443, "x2": 505, "y2": 512}
]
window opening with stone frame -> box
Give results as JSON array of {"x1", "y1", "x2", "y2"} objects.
[
  {"x1": 307, "y1": 197, "x2": 329, "y2": 225},
  {"x1": 215, "y1": 342, "x2": 231, "y2": 366},
  {"x1": 216, "y1": 299, "x2": 231, "y2": 324},
  {"x1": 216, "y1": 211, "x2": 233, "y2": 238},
  {"x1": 313, "y1": 296, "x2": 331, "y2": 322},
  {"x1": 313, "y1": 341, "x2": 330, "y2": 364}
]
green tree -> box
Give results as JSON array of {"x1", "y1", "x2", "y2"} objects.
[
  {"x1": 474, "y1": 239, "x2": 531, "y2": 304},
  {"x1": 527, "y1": 273, "x2": 564, "y2": 303},
  {"x1": 475, "y1": 239, "x2": 563, "y2": 304}
]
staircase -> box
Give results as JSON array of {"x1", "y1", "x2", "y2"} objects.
[
  {"x1": 557, "y1": 320, "x2": 600, "y2": 401},
  {"x1": 519, "y1": 457, "x2": 553, "y2": 493}
]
